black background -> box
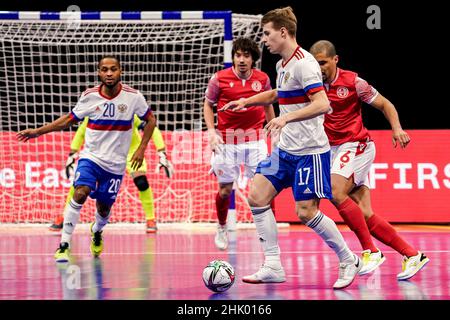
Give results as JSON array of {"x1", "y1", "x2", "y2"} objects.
[{"x1": 5, "y1": 0, "x2": 446, "y2": 130}]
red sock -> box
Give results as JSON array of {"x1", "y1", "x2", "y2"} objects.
[
  {"x1": 367, "y1": 214, "x2": 418, "y2": 257},
  {"x1": 216, "y1": 192, "x2": 230, "y2": 225},
  {"x1": 337, "y1": 198, "x2": 378, "y2": 252}
]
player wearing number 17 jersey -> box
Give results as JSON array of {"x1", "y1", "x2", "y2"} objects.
[
  {"x1": 222, "y1": 7, "x2": 361, "y2": 289},
  {"x1": 17, "y1": 56, "x2": 156, "y2": 263}
]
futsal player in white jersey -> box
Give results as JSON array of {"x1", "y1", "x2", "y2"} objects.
[
  {"x1": 222, "y1": 7, "x2": 361, "y2": 289},
  {"x1": 17, "y1": 56, "x2": 156, "y2": 263}
]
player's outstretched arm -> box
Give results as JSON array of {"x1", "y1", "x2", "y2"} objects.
[
  {"x1": 264, "y1": 90, "x2": 330, "y2": 134},
  {"x1": 17, "y1": 114, "x2": 78, "y2": 142},
  {"x1": 369, "y1": 93, "x2": 410, "y2": 149},
  {"x1": 131, "y1": 112, "x2": 156, "y2": 171},
  {"x1": 221, "y1": 89, "x2": 278, "y2": 112}
]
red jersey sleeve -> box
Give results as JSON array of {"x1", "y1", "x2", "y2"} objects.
[
  {"x1": 263, "y1": 74, "x2": 272, "y2": 91},
  {"x1": 205, "y1": 73, "x2": 220, "y2": 104},
  {"x1": 355, "y1": 76, "x2": 378, "y2": 104}
]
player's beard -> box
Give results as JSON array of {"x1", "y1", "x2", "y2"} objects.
[{"x1": 100, "y1": 76, "x2": 121, "y2": 89}]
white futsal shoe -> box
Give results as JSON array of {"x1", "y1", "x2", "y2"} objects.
[
  {"x1": 242, "y1": 264, "x2": 286, "y2": 284},
  {"x1": 397, "y1": 252, "x2": 429, "y2": 280},
  {"x1": 359, "y1": 249, "x2": 386, "y2": 275},
  {"x1": 214, "y1": 224, "x2": 228, "y2": 250},
  {"x1": 333, "y1": 254, "x2": 362, "y2": 289}
]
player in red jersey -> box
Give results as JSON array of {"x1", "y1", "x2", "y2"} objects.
[
  {"x1": 204, "y1": 37, "x2": 275, "y2": 250},
  {"x1": 310, "y1": 40, "x2": 429, "y2": 280}
]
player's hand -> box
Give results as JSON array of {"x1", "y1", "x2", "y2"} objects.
[
  {"x1": 392, "y1": 129, "x2": 410, "y2": 149},
  {"x1": 208, "y1": 129, "x2": 224, "y2": 153},
  {"x1": 264, "y1": 116, "x2": 287, "y2": 135},
  {"x1": 16, "y1": 129, "x2": 40, "y2": 142},
  {"x1": 156, "y1": 151, "x2": 174, "y2": 178},
  {"x1": 65, "y1": 151, "x2": 79, "y2": 179},
  {"x1": 220, "y1": 98, "x2": 248, "y2": 112},
  {"x1": 269, "y1": 129, "x2": 280, "y2": 151},
  {"x1": 130, "y1": 147, "x2": 145, "y2": 171}
]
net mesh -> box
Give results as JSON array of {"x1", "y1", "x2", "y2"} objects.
[{"x1": 0, "y1": 14, "x2": 264, "y2": 223}]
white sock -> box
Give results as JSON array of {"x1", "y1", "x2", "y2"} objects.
[
  {"x1": 306, "y1": 211, "x2": 354, "y2": 264},
  {"x1": 251, "y1": 205, "x2": 282, "y2": 269},
  {"x1": 61, "y1": 199, "x2": 82, "y2": 245},
  {"x1": 92, "y1": 210, "x2": 111, "y2": 233}
]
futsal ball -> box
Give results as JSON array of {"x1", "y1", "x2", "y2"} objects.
[{"x1": 202, "y1": 260, "x2": 235, "y2": 293}]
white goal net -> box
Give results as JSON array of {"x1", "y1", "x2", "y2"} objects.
[{"x1": 0, "y1": 12, "x2": 264, "y2": 224}]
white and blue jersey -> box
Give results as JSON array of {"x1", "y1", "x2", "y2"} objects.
[
  {"x1": 276, "y1": 46, "x2": 330, "y2": 155},
  {"x1": 69, "y1": 83, "x2": 152, "y2": 175},
  {"x1": 256, "y1": 47, "x2": 332, "y2": 201}
]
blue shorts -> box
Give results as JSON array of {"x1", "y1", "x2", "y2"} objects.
[
  {"x1": 73, "y1": 159, "x2": 124, "y2": 205},
  {"x1": 256, "y1": 148, "x2": 332, "y2": 201}
]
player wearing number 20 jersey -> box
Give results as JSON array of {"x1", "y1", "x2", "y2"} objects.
[
  {"x1": 17, "y1": 56, "x2": 157, "y2": 263},
  {"x1": 70, "y1": 83, "x2": 152, "y2": 175}
]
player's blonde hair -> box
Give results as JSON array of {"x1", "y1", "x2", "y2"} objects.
[{"x1": 262, "y1": 6, "x2": 297, "y2": 37}]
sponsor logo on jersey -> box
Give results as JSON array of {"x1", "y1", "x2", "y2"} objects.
[
  {"x1": 95, "y1": 105, "x2": 102, "y2": 112},
  {"x1": 251, "y1": 80, "x2": 262, "y2": 92},
  {"x1": 117, "y1": 104, "x2": 128, "y2": 113},
  {"x1": 337, "y1": 86, "x2": 349, "y2": 98},
  {"x1": 229, "y1": 82, "x2": 234, "y2": 88}
]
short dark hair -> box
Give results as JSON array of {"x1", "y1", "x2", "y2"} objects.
[
  {"x1": 98, "y1": 55, "x2": 121, "y2": 69},
  {"x1": 309, "y1": 40, "x2": 337, "y2": 57},
  {"x1": 232, "y1": 37, "x2": 261, "y2": 68}
]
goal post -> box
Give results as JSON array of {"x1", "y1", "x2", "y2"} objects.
[{"x1": 0, "y1": 11, "x2": 264, "y2": 224}]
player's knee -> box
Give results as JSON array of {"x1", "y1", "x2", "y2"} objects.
[
  {"x1": 247, "y1": 192, "x2": 269, "y2": 208},
  {"x1": 296, "y1": 210, "x2": 310, "y2": 223},
  {"x1": 218, "y1": 185, "x2": 233, "y2": 198},
  {"x1": 73, "y1": 186, "x2": 89, "y2": 204},
  {"x1": 331, "y1": 188, "x2": 347, "y2": 205},
  {"x1": 133, "y1": 175, "x2": 149, "y2": 191},
  {"x1": 296, "y1": 204, "x2": 317, "y2": 223}
]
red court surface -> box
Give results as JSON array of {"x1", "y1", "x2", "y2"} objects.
[{"x1": 0, "y1": 223, "x2": 448, "y2": 300}]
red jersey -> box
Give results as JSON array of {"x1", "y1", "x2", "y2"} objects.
[
  {"x1": 205, "y1": 67, "x2": 271, "y2": 143},
  {"x1": 324, "y1": 68, "x2": 378, "y2": 146}
]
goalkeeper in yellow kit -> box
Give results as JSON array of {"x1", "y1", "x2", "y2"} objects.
[{"x1": 49, "y1": 115, "x2": 174, "y2": 233}]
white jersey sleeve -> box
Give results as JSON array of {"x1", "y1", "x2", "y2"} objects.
[
  {"x1": 134, "y1": 91, "x2": 153, "y2": 120},
  {"x1": 293, "y1": 58, "x2": 324, "y2": 95},
  {"x1": 71, "y1": 92, "x2": 97, "y2": 121}
]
